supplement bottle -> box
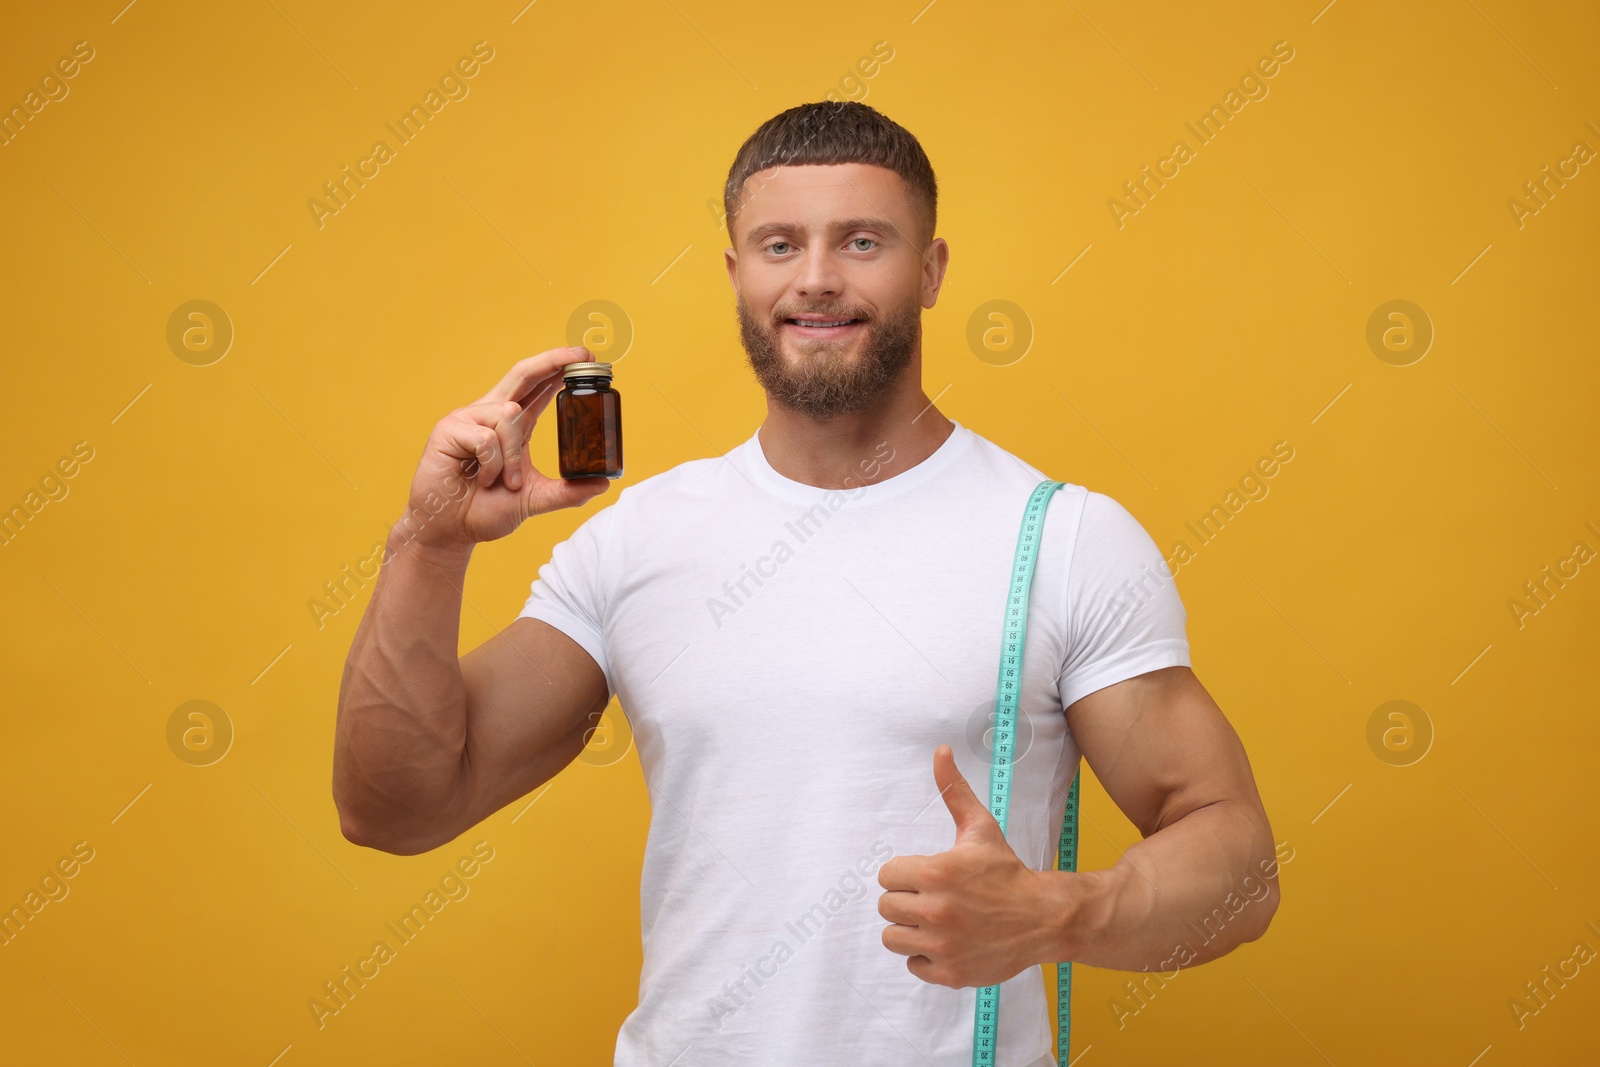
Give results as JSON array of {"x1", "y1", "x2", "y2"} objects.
[{"x1": 556, "y1": 361, "x2": 623, "y2": 480}]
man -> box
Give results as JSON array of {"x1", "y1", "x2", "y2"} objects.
[{"x1": 334, "y1": 100, "x2": 1280, "y2": 1066}]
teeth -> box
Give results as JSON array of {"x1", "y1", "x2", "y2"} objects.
[{"x1": 793, "y1": 320, "x2": 856, "y2": 327}]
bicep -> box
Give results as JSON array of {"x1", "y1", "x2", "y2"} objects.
[
  {"x1": 455, "y1": 616, "x2": 610, "y2": 827},
  {"x1": 1065, "y1": 665, "x2": 1263, "y2": 839}
]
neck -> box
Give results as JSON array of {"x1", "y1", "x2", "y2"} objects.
[{"x1": 756, "y1": 369, "x2": 954, "y2": 490}]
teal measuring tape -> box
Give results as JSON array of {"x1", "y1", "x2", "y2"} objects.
[{"x1": 972, "y1": 479, "x2": 1080, "y2": 1067}]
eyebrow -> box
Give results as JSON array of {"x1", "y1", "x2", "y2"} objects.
[{"x1": 742, "y1": 216, "x2": 897, "y2": 248}]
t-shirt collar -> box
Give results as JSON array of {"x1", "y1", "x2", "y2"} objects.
[{"x1": 732, "y1": 419, "x2": 975, "y2": 507}]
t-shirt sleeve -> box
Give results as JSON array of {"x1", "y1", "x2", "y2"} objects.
[
  {"x1": 1057, "y1": 490, "x2": 1191, "y2": 709},
  {"x1": 516, "y1": 504, "x2": 616, "y2": 700}
]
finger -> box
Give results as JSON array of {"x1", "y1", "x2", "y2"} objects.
[
  {"x1": 904, "y1": 954, "x2": 948, "y2": 987},
  {"x1": 876, "y1": 855, "x2": 930, "y2": 892},
  {"x1": 481, "y1": 400, "x2": 525, "y2": 490},
  {"x1": 876, "y1": 889, "x2": 921, "y2": 925},
  {"x1": 503, "y1": 377, "x2": 563, "y2": 498},
  {"x1": 438, "y1": 418, "x2": 502, "y2": 488},
  {"x1": 470, "y1": 423, "x2": 503, "y2": 488},
  {"x1": 467, "y1": 415, "x2": 502, "y2": 489},
  {"x1": 934, "y1": 744, "x2": 997, "y2": 842},
  {"x1": 523, "y1": 471, "x2": 611, "y2": 517},
  {"x1": 477, "y1": 345, "x2": 588, "y2": 407},
  {"x1": 880, "y1": 922, "x2": 931, "y2": 959},
  {"x1": 517, "y1": 375, "x2": 564, "y2": 451}
]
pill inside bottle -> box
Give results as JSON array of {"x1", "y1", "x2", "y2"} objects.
[{"x1": 556, "y1": 361, "x2": 623, "y2": 480}]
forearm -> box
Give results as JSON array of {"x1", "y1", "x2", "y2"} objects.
[
  {"x1": 1041, "y1": 799, "x2": 1281, "y2": 972},
  {"x1": 332, "y1": 526, "x2": 476, "y2": 849}
]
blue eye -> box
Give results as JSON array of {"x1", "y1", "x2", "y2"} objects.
[
  {"x1": 851, "y1": 238, "x2": 876, "y2": 251},
  {"x1": 767, "y1": 242, "x2": 791, "y2": 255}
]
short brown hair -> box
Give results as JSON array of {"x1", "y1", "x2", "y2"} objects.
[{"x1": 723, "y1": 101, "x2": 938, "y2": 248}]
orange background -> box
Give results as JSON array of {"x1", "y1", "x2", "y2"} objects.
[{"x1": 1, "y1": 1, "x2": 1597, "y2": 1063}]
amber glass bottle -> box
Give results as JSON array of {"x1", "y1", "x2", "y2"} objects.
[{"x1": 556, "y1": 361, "x2": 623, "y2": 480}]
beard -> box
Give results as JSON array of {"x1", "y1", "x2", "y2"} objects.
[{"x1": 736, "y1": 292, "x2": 921, "y2": 421}]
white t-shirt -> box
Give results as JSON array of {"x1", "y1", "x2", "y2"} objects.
[{"x1": 517, "y1": 419, "x2": 1191, "y2": 1067}]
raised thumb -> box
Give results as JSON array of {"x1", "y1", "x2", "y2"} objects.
[{"x1": 934, "y1": 744, "x2": 999, "y2": 842}]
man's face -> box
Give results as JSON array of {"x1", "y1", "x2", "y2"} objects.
[{"x1": 725, "y1": 163, "x2": 946, "y2": 421}]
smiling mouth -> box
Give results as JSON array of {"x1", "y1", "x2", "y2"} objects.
[{"x1": 784, "y1": 317, "x2": 864, "y2": 334}]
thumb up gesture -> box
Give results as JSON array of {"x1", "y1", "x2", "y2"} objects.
[{"x1": 876, "y1": 745, "x2": 1064, "y2": 988}]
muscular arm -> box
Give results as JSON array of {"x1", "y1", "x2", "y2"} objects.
[
  {"x1": 332, "y1": 531, "x2": 609, "y2": 855},
  {"x1": 333, "y1": 346, "x2": 614, "y2": 856},
  {"x1": 877, "y1": 493, "x2": 1279, "y2": 985},
  {"x1": 1044, "y1": 664, "x2": 1281, "y2": 972}
]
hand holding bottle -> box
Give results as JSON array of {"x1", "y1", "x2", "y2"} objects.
[{"x1": 399, "y1": 346, "x2": 610, "y2": 554}]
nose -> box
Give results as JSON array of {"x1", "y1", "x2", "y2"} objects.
[{"x1": 792, "y1": 244, "x2": 845, "y2": 302}]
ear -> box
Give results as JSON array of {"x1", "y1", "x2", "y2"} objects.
[{"x1": 920, "y1": 237, "x2": 949, "y2": 310}]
